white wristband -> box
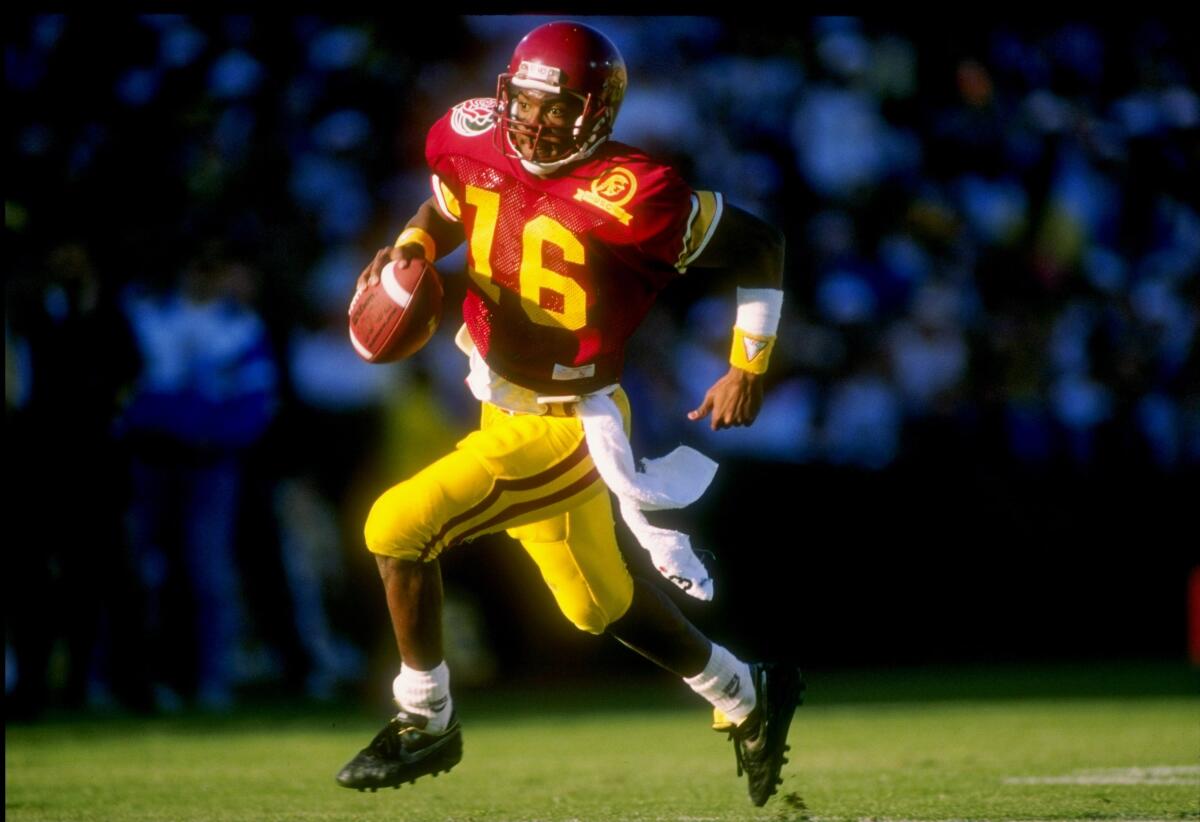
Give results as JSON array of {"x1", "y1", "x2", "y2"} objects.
[{"x1": 735, "y1": 287, "x2": 783, "y2": 337}]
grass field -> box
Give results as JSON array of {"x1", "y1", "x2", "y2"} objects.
[{"x1": 6, "y1": 663, "x2": 1198, "y2": 822}]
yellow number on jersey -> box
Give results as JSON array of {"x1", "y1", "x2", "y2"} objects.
[
  {"x1": 464, "y1": 185, "x2": 588, "y2": 331},
  {"x1": 464, "y1": 185, "x2": 502, "y2": 302},
  {"x1": 521, "y1": 215, "x2": 587, "y2": 330}
]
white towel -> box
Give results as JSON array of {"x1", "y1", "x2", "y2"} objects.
[
  {"x1": 578, "y1": 392, "x2": 718, "y2": 600},
  {"x1": 454, "y1": 325, "x2": 719, "y2": 600}
]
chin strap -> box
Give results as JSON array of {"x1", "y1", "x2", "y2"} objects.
[{"x1": 506, "y1": 127, "x2": 610, "y2": 176}]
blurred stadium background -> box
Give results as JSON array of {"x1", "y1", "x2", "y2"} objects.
[{"x1": 5, "y1": 14, "x2": 1198, "y2": 720}]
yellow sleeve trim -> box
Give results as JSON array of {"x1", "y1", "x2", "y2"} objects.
[
  {"x1": 395, "y1": 227, "x2": 437, "y2": 261},
  {"x1": 431, "y1": 174, "x2": 462, "y2": 222},
  {"x1": 676, "y1": 190, "x2": 724, "y2": 272},
  {"x1": 729, "y1": 327, "x2": 775, "y2": 374}
]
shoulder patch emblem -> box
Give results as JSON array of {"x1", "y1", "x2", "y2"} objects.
[
  {"x1": 573, "y1": 166, "x2": 638, "y2": 225},
  {"x1": 451, "y1": 98, "x2": 497, "y2": 137}
]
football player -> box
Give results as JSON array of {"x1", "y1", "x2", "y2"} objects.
[{"x1": 336, "y1": 21, "x2": 801, "y2": 807}]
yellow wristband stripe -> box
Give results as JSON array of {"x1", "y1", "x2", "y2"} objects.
[
  {"x1": 395, "y1": 227, "x2": 437, "y2": 261},
  {"x1": 730, "y1": 327, "x2": 775, "y2": 374}
]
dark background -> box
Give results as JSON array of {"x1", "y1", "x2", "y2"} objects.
[{"x1": 6, "y1": 14, "x2": 1197, "y2": 716}]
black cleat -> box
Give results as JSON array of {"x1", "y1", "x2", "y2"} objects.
[
  {"x1": 336, "y1": 712, "x2": 462, "y2": 791},
  {"x1": 723, "y1": 663, "x2": 804, "y2": 806}
]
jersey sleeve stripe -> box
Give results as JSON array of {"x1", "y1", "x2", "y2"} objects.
[
  {"x1": 430, "y1": 174, "x2": 462, "y2": 223},
  {"x1": 675, "y1": 191, "x2": 724, "y2": 272}
]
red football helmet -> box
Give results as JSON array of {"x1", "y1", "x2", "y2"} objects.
[{"x1": 494, "y1": 21, "x2": 627, "y2": 174}]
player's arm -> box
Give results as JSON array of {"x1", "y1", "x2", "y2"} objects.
[
  {"x1": 683, "y1": 204, "x2": 785, "y2": 431},
  {"x1": 356, "y1": 196, "x2": 466, "y2": 292}
]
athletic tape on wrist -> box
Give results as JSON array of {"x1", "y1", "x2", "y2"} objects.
[
  {"x1": 395, "y1": 227, "x2": 437, "y2": 261},
  {"x1": 734, "y1": 287, "x2": 783, "y2": 336},
  {"x1": 730, "y1": 287, "x2": 782, "y2": 373}
]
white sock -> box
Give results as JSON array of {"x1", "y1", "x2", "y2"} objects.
[
  {"x1": 392, "y1": 661, "x2": 453, "y2": 732},
  {"x1": 683, "y1": 643, "x2": 756, "y2": 725}
]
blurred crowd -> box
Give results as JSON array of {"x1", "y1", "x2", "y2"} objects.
[{"x1": 5, "y1": 15, "x2": 1198, "y2": 716}]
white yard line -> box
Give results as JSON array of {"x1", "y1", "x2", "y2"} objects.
[
  {"x1": 658, "y1": 807, "x2": 1196, "y2": 822},
  {"x1": 803, "y1": 818, "x2": 1185, "y2": 822},
  {"x1": 1003, "y1": 764, "x2": 1200, "y2": 786},
  {"x1": 650, "y1": 817, "x2": 1186, "y2": 822}
]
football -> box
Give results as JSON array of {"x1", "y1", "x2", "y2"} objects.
[{"x1": 348, "y1": 258, "x2": 444, "y2": 363}]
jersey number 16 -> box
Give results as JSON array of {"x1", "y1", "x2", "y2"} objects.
[{"x1": 465, "y1": 185, "x2": 589, "y2": 331}]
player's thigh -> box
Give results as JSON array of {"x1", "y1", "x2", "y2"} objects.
[
  {"x1": 364, "y1": 407, "x2": 594, "y2": 561},
  {"x1": 512, "y1": 490, "x2": 633, "y2": 634}
]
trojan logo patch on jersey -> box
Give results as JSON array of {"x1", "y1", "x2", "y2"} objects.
[
  {"x1": 451, "y1": 98, "x2": 498, "y2": 137},
  {"x1": 573, "y1": 166, "x2": 638, "y2": 225}
]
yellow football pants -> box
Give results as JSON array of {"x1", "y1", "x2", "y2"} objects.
[{"x1": 364, "y1": 390, "x2": 634, "y2": 634}]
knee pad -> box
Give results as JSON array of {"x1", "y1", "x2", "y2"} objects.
[
  {"x1": 556, "y1": 596, "x2": 616, "y2": 636},
  {"x1": 530, "y1": 541, "x2": 633, "y2": 635}
]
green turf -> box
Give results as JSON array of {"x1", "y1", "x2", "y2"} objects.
[{"x1": 6, "y1": 665, "x2": 1199, "y2": 822}]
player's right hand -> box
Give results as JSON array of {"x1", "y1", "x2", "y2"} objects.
[
  {"x1": 355, "y1": 243, "x2": 427, "y2": 294},
  {"x1": 687, "y1": 365, "x2": 764, "y2": 431}
]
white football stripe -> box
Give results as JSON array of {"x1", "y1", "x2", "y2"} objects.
[
  {"x1": 348, "y1": 327, "x2": 375, "y2": 361},
  {"x1": 381, "y1": 262, "x2": 413, "y2": 308}
]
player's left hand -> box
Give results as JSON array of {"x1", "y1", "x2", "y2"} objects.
[{"x1": 687, "y1": 366, "x2": 763, "y2": 431}]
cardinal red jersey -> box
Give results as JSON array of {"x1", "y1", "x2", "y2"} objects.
[{"x1": 425, "y1": 98, "x2": 724, "y2": 396}]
